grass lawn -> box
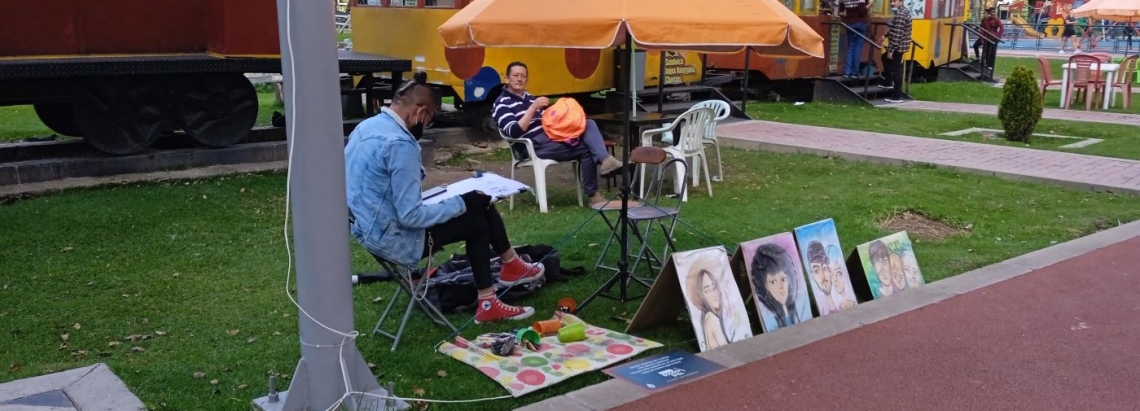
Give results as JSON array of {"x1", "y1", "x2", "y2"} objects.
[
  {"x1": 3, "y1": 147, "x2": 1140, "y2": 410},
  {"x1": 0, "y1": 91, "x2": 284, "y2": 144},
  {"x1": 747, "y1": 101, "x2": 1140, "y2": 159},
  {"x1": 909, "y1": 56, "x2": 1140, "y2": 116}
]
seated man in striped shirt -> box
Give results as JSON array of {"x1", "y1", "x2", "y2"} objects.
[{"x1": 492, "y1": 61, "x2": 625, "y2": 206}]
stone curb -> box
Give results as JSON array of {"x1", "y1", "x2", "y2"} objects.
[{"x1": 514, "y1": 219, "x2": 1140, "y2": 411}]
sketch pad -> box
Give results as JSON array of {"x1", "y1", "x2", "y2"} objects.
[{"x1": 422, "y1": 172, "x2": 531, "y2": 204}]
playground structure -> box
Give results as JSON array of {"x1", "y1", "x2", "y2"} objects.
[{"x1": 1008, "y1": 0, "x2": 1077, "y2": 38}]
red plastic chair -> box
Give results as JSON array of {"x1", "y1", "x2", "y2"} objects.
[
  {"x1": 1065, "y1": 54, "x2": 1106, "y2": 110},
  {"x1": 1037, "y1": 56, "x2": 1062, "y2": 103},
  {"x1": 1091, "y1": 52, "x2": 1114, "y2": 63}
]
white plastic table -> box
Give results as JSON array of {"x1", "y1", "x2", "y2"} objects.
[{"x1": 1059, "y1": 62, "x2": 1120, "y2": 110}]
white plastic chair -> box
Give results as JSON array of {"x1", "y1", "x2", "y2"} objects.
[
  {"x1": 689, "y1": 100, "x2": 730, "y2": 182},
  {"x1": 499, "y1": 131, "x2": 583, "y2": 213},
  {"x1": 640, "y1": 106, "x2": 714, "y2": 202}
]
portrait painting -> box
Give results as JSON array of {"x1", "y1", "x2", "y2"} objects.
[
  {"x1": 793, "y1": 218, "x2": 857, "y2": 316},
  {"x1": 674, "y1": 246, "x2": 753, "y2": 352},
  {"x1": 740, "y1": 233, "x2": 813, "y2": 333},
  {"x1": 855, "y1": 231, "x2": 925, "y2": 299}
]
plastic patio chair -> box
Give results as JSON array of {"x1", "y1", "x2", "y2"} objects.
[
  {"x1": 1037, "y1": 56, "x2": 1062, "y2": 103},
  {"x1": 499, "y1": 131, "x2": 583, "y2": 213},
  {"x1": 1109, "y1": 55, "x2": 1138, "y2": 109},
  {"x1": 1064, "y1": 54, "x2": 1106, "y2": 111},
  {"x1": 689, "y1": 99, "x2": 731, "y2": 182},
  {"x1": 639, "y1": 106, "x2": 715, "y2": 202}
]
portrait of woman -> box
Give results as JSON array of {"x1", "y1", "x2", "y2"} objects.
[
  {"x1": 677, "y1": 248, "x2": 752, "y2": 352},
  {"x1": 743, "y1": 233, "x2": 814, "y2": 333}
]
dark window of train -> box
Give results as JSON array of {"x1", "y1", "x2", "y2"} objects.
[{"x1": 426, "y1": 0, "x2": 456, "y2": 7}]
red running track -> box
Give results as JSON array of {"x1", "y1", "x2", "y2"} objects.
[{"x1": 613, "y1": 236, "x2": 1140, "y2": 411}]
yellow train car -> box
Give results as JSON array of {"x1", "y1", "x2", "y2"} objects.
[
  {"x1": 904, "y1": 0, "x2": 970, "y2": 71},
  {"x1": 350, "y1": 0, "x2": 704, "y2": 112},
  {"x1": 705, "y1": 0, "x2": 968, "y2": 82}
]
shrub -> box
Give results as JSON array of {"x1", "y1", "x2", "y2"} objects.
[{"x1": 997, "y1": 65, "x2": 1043, "y2": 143}]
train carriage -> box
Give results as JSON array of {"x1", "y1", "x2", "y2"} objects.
[
  {"x1": 705, "y1": 0, "x2": 970, "y2": 96},
  {"x1": 0, "y1": 0, "x2": 409, "y2": 155}
]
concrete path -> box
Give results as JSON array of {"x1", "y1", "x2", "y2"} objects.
[
  {"x1": 0, "y1": 364, "x2": 144, "y2": 411},
  {"x1": 516, "y1": 219, "x2": 1140, "y2": 411},
  {"x1": 893, "y1": 101, "x2": 1140, "y2": 127},
  {"x1": 711, "y1": 120, "x2": 1140, "y2": 195}
]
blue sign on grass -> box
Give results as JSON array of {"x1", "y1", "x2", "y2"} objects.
[{"x1": 603, "y1": 350, "x2": 725, "y2": 391}]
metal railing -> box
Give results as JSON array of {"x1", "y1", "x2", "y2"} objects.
[
  {"x1": 951, "y1": 23, "x2": 1002, "y2": 80},
  {"x1": 904, "y1": 39, "x2": 925, "y2": 95},
  {"x1": 823, "y1": 20, "x2": 885, "y2": 96}
]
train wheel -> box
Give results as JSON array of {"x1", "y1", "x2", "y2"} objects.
[
  {"x1": 33, "y1": 101, "x2": 83, "y2": 137},
  {"x1": 175, "y1": 74, "x2": 258, "y2": 148},
  {"x1": 73, "y1": 76, "x2": 171, "y2": 156}
]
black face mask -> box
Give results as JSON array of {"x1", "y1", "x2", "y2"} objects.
[{"x1": 409, "y1": 121, "x2": 425, "y2": 140}]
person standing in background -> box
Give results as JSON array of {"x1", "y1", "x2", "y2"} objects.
[
  {"x1": 883, "y1": 0, "x2": 912, "y2": 103},
  {"x1": 980, "y1": 7, "x2": 1003, "y2": 71},
  {"x1": 839, "y1": 0, "x2": 870, "y2": 78}
]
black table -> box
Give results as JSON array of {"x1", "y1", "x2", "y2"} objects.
[{"x1": 589, "y1": 112, "x2": 678, "y2": 149}]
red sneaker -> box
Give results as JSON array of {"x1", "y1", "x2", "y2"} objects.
[
  {"x1": 498, "y1": 258, "x2": 545, "y2": 286},
  {"x1": 474, "y1": 296, "x2": 535, "y2": 324}
]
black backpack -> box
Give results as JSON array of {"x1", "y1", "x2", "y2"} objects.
[{"x1": 422, "y1": 244, "x2": 584, "y2": 314}]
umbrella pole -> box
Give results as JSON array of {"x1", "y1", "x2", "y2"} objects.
[
  {"x1": 576, "y1": 31, "x2": 640, "y2": 314},
  {"x1": 658, "y1": 50, "x2": 666, "y2": 113},
  {"x1": 742, "y1": 47, "x2": 751, "y2": 112},
  {"x1": 621, "y1": 33, "x2": 633, "y2": 301}
]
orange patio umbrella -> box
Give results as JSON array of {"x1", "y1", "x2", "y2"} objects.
[
  {"x1": 439, "y1": 0, "x2": 824, "y2": 315},
  {"x1": 1071, "y1": 0, "x2": 1140, "y2": 21},
  {"x1": 439, "y1": 0, "x2": 823, "y2": 57}
]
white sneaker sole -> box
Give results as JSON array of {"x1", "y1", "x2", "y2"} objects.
[{"x1": 474, "y1": 307, "x2": 535, "y2": 324}]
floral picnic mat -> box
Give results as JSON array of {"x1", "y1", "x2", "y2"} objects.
[{"x1": 437, "y1": 313, "x2": 662, "y2": 397}]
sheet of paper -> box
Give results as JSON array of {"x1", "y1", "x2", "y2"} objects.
[{"x1": 422, "y1": 172, "x2": 531, "y2": 205}]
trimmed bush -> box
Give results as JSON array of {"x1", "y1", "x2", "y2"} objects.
[{"x1": 997, "y1": 65, "x2": 1043, "y2": 143}]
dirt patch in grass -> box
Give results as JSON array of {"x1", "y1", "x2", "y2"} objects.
[{"x1": 878, "y1": 209, "x2": 966, "y2": 241}]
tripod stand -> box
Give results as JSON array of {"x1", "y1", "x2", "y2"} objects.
[
  {"x1": 576, "y1": 205, "x2": 655, "y2": 312},
  {"x1": 575, "y1": 176, "x2": 649, "y2": 313},
  {"x1": 574, "y1": 32, "x2": 648, "y2": 315}
]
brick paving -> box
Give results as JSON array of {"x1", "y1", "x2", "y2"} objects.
[
  {"x1": 893, "y1": 101, "x2": 1140, "y2": 126},
  {"x1": 715, "y1": 120, "x2": 1140, "y2": 194}
]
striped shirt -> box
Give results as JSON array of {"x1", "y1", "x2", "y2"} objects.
[
  {"x1": 886, "y1": 6, "x2": 913, "y2": 54},
  {"x1": 493, "y1": 90, "x2": 544, "y2": 140}
]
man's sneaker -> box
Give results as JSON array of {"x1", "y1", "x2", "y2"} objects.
[
  {"x1": 499, "y1": 257, "x2": 545, "y2": 286},
  {"x1": 588, "y1": 192, "x2": 607, "y2": 206},
  {"x1": 474, "y1": 296, "x2": 535, "y2": 324},
  {"x1": 884, "y1": 98, "x2": 905, "y2": 103},
  {"x1": 599, "y1": 156, "x2": 624, "y2": 177},
  {"x1": 878, "y1": 84, "x2": 894, "y2": 89}
]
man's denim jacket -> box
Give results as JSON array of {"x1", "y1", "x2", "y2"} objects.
[{"x1": 345, "y1": 108, "x2": 465, "y2": 266}]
